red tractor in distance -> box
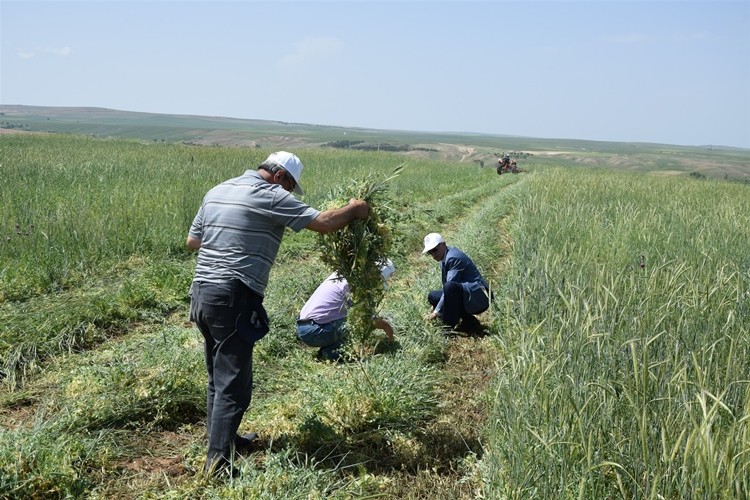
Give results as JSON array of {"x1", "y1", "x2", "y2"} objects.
[{"x1": 497, "y1": 154, "x2": 520, "y2": 174}]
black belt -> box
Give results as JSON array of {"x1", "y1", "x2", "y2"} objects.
[{"x1": 296, "y1": 318, "x2": 316, "y2": 325}]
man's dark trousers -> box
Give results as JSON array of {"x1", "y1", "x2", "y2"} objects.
[
  {"x1": 428, "y1": 281, "x2": 468, "y2": 328},
  {"x1": 190, "y1": 280, "x2": 260, "y2": 470}
]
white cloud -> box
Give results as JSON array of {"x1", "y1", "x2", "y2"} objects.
[
  {"x1": 277, "y1": 36, "x2": 344, "y2": 68},
  {"x1": 16, "y1": 46, "x2": 72, "y2": 59},
  {"x1": 46, "y1": 46, "x2": 72, "y2": 56},
  {"x1": 17, "y1": 49, "x2": 36, "y2": 59}
]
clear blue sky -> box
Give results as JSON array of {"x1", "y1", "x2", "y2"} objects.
[{"x1": 2, "y1": 0, "x2": 749, "y2": 148}]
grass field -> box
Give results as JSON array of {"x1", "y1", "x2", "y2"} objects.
[
  {"x1": 1, "y1": 130, "x2": 749, "y2": 498},
  {"x1": 4, "y1": 105, "x2": 750, "y2": 180}
]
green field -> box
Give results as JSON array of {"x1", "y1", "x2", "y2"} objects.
[
  {"x1": 1, "y1": 123, "x2": 749, "y2": 498},
  {"x1": 3, "y1": 105, "x2": 750, "y2": 181}
]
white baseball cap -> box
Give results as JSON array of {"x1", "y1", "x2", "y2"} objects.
[
  {"x1": 266, "y1": 151, "x2": 304, "y2": 195},
  {"x1": 379, "y1": 259, "x2": 396, "y2": 280},
  {"x1": 422, "y1": 233, "x2": 445, "y2": 254}
]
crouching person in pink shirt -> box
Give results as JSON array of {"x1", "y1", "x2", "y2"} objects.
[{"x1": 296, "y1": 260, "x2": 395, "y2": 361}]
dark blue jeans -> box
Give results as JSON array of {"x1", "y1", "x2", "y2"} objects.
[
  {"x1": 296, "y1": 318, "x2": 347, "y2": 361},
  {"x1": 189, "y1": 280, "x2": 269, "y2": 470}
]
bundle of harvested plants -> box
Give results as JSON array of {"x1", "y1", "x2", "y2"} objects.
[{"x1": 317, "y1": 166, "x2": 402, "y2": 348}]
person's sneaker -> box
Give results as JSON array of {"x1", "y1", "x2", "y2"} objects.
[
  {"x1": 315, "y1": 349, "x2": 343, "y2": 363},
  {"x1": 235, "y1": 432, "x2": 258, "y2": 451},
  {"x1": 457, "y1": 316, "x2": 483, "y2": 334},
  {"x1": 439, "y1": 324, "x2": 459, "y2": 336}
]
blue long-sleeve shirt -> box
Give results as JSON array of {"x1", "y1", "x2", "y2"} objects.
[{"x1": 434, "y1": 246, "x2": 490, "y2": 315}]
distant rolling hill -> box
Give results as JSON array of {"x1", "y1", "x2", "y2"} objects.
[{"x1": 2, "y1": 105, "x2": 748, "y2": 180}]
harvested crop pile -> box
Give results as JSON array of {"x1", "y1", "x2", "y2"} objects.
[{"x1": 317, "y1": 166, "x2": 402, "y2": 351}]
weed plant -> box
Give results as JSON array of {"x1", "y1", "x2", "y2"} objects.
[
  {"x1": 0, "y1": 324, "x2": 204, "y2": 497},
  {"x1": 316, "y1": 167, "x2": 403, "y2": 348}
]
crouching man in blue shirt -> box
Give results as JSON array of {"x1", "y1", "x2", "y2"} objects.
[{"x1": 422, "y1": 233, "x2": 490, "y2": 334}]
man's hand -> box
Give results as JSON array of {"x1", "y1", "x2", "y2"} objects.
[
  {"x1": 373, "y1": 317, "x2": 394, "y2": 341},
  {"x1": 186, "y1": 236, "x2": 202, "y2": 250},
  {"x1": 306, "y1": 198, "x2": 370, "y2": 234},
  {"x1": 348, "y1": 198, "x2": 369, "y2": 220}
]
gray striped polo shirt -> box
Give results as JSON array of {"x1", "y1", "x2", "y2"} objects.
[{"x1": 189, "y1": 170, "x2": 320, "y2": 297}]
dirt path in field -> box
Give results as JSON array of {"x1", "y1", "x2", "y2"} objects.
[
  {"x1": 458, "y1": 146, "x2": 476, "y2": 162},
  {"x1": 0, "y1": 399, "x2": 36, "y2": 431},
  {"x1": 377, "y1": 177, "x2": 516, "y2": 498}
]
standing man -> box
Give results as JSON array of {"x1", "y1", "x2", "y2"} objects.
[
  {"x1": 422, "y1": 232, "x2": 490, "y2": 334},
  {"x1": 187, "y1": 151, "x2": 369, "y2": 476}
]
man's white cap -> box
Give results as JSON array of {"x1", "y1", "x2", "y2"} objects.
[
  {"x1": 422, "y1": 233, "x2": 445, "y2": 254},
  {"x1": 266, "y1": 151, "x2": 304, "y2": 195},
  {"x1": 379, "y1": 258, "x2": 396, "y2": 280}
]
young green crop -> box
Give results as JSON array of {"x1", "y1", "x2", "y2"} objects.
[{"x1": 485, "y1": 167, "x2": 750, "y2": 498}]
